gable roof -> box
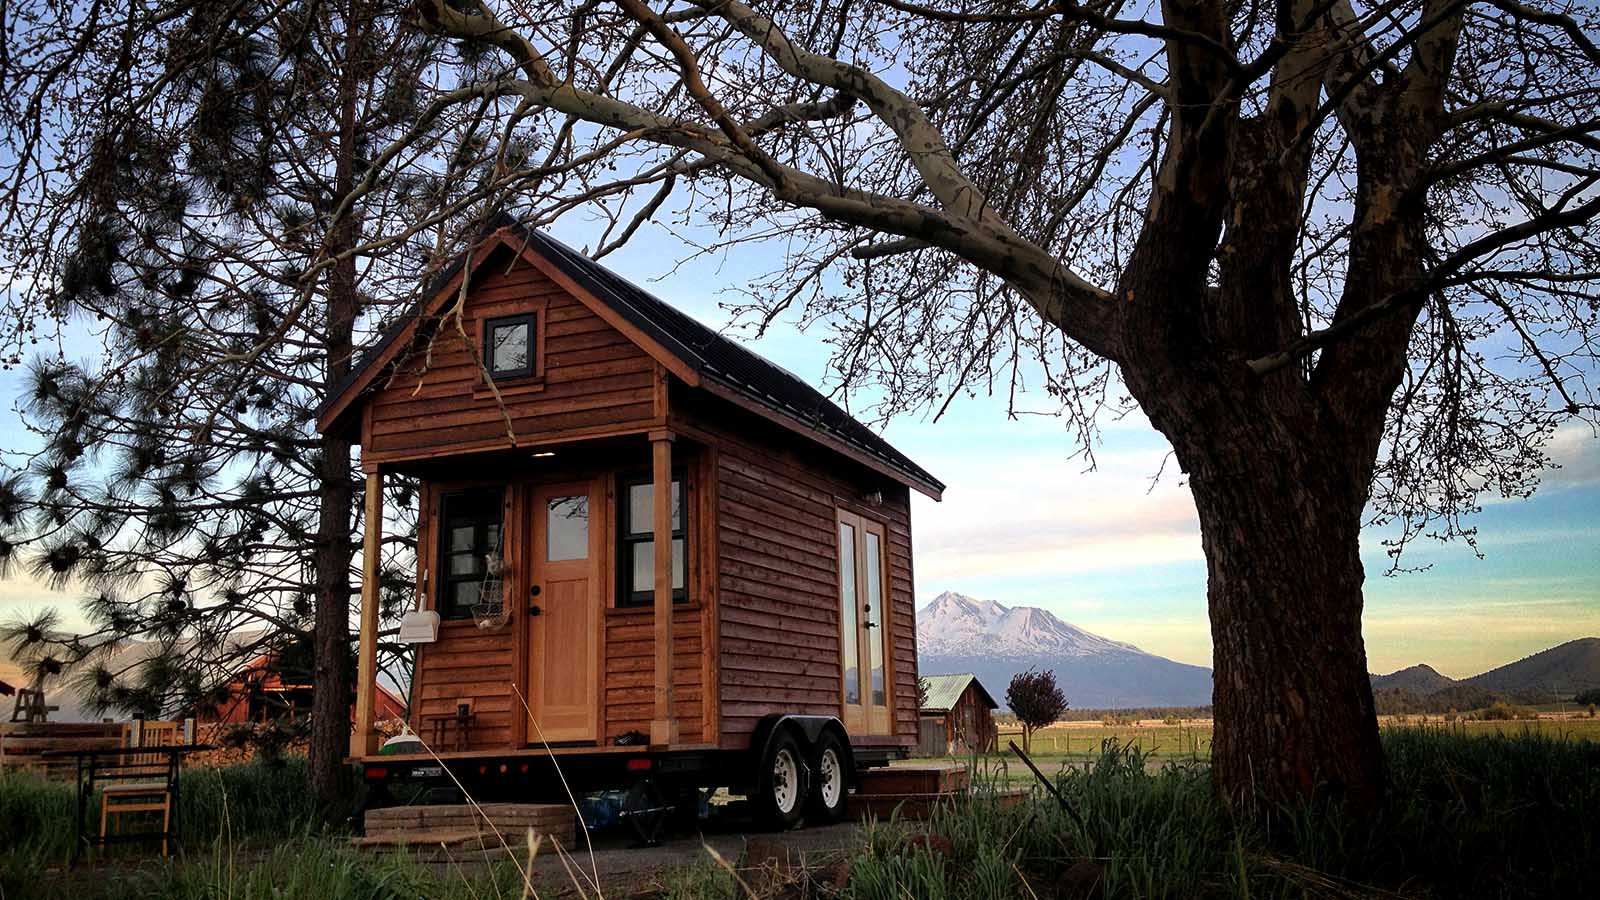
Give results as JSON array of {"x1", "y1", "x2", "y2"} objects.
[
  {"x1": 318, "y1": 219, "x2": 944, "y2": 498},
  {"x1": 920, "y1": 673, "x2": 998, "y2": 713}
]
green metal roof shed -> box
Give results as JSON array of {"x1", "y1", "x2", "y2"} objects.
[{"x1": 920, "y1": 673, "x2": 998, "y2": 714}]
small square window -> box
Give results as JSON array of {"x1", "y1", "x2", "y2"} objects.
[{"x1": 484, "y1": 314, "x2": 535, "y2": 379}]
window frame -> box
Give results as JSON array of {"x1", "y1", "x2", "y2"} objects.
[
  {"x1": 615, "y1": 469, "x2": 689, "y2": 608},
  {"x1": 482, "y1": 313, "x2": 537, "y2": 380},
  {"x1": 435, "y1": 487, "x2": 505, "y2": 620}
]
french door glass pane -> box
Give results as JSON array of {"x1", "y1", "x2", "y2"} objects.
[
  {"x1": 865, "y1": 530, "x2": 886, "y2": 707},
  {"x1": 838, "y1": 522, "x2": 860, "y2": 705},
  {"x1": 547, "y1": 495, "x2": 589, "y2": 561}
]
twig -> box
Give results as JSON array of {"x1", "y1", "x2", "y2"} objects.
[{"x1": 1008, "y1": 740, "x2": 1085, "y2": 830}]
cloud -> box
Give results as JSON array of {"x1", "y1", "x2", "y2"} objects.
[
  {"x1": 914, "y1": 445, "x2": 1201, "y2": 580},
  {"x1": 1542, "y1": 422, "x2": 1600, "y2": 490}
]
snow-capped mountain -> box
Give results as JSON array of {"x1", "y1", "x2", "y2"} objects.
[
  {"x1": 916, "y1": 591, "x2": 1213, "y2": 709},
  {"x1": 917, "y1": 591, "x2": 1142, "y2": 658}
]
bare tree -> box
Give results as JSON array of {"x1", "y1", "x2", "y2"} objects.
[{"x1": 385, "y1": 0, "x2": 1597, "y2": 810}]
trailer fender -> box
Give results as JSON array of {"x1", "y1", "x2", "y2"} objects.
[{"x1": 747, "y1": 715, "x2": 855, "y2": 787}]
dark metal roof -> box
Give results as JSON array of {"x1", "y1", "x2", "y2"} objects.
[{"x1": 320, "y1": 219, "x2": 943, "y2": 495}]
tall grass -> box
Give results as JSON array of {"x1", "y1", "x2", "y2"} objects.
[
  {"x1": 1, "y1": 758, "x2": 330, "y2": 898},
  {"x1": 7, "y1": 728, "x2": 1596, "y2": 899},
  {"x1": 834, "y1": 728, "x2": 1599, "y2": 899}
]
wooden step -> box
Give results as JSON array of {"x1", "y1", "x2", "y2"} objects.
[
  {"x1": 361, "y1": 803, "x2": 576, "y2": 848},
  {"x1": 853, "y1": 787, "x2": 1028, "y2": 820},
  {"x1": 855, "y1": 764, "x2": 970, "y2": 796}
]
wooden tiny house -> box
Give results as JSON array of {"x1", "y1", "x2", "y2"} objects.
[{"x1": 318, "y1": 220, "x2": 942, "y2": 827}]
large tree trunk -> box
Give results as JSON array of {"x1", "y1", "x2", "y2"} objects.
[
  {"x1": 308, "y1": 1, "x2": 365, "y2": 812},
  {"x1": 1187, "y1": 431, "x2": 1385, "y2": 811}
]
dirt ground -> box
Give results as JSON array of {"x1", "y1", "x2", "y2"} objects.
[{"x1": 505, "y1": 820, "x2": 866, "y2": 895}]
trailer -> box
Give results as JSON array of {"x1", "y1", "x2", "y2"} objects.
[{"x1": 317, "y1": 218, "x2": 944, "y2": 834}]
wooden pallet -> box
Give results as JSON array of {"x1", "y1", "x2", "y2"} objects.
[{"x1": 356, "y1": 803, "x2": 576, "y2": 855}]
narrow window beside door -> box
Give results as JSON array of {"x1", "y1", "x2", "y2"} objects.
[
  {"x1": 437, "y1": 488, "x2": 504, "y2": 619},
  {"x1": 616, "y1": 472, "x2": 687, "y2": 607}
]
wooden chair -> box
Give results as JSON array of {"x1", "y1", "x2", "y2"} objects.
[{"x1": 97, "y1": 722, "x2": 181, "y2": 856}]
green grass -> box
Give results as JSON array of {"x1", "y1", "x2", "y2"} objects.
[
  {"x1": 0, "y1": 758, "x2": 332, "y2": 898},
  {"x1": 6, "y1": 728, "x2": 1597, "y2": 899}
]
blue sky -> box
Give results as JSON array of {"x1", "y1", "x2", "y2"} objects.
[{"x1": 3, "y1": 216, "x2": 1597, "y2": 681}]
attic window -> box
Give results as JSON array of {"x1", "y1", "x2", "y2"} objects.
[{"x1": 484, "y1": 314, "x2": 535, "y2": 379}]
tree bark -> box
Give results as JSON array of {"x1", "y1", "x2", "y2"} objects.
[
  {"x1": 1187, "y1": 431, "x2": 1385, "y2": 811},
  {"x1": 308, "y1": 0, "x2": 364, "y2": 812}
]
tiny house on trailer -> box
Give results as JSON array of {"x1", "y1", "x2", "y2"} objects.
[{"x1": 317, "y1": 220, "x2": 943, "y2": 829}]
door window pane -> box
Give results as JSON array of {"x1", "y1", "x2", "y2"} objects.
[
  {"x1": 547, "y1": 495, "x2": 589, "y2": 561},
  {"x1": 838, "y1": 522, "x2": 860, "y2": 705},
  {"x1": 865, "y1": 531, "x2": 886, "y2": 707}
]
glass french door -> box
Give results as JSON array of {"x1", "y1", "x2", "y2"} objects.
[{"x1": 838, "y1": 510, "x2": 892, "y2": 735}]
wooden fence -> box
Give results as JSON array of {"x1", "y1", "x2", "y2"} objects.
[{"x1": 0, "y1": 719, "x2": 189, "y2": 779}]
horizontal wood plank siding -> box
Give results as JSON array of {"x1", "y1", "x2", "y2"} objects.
[
  {"x1": 671, "y1": 392, "x2": 919, "y2": 752},
  {"x1": 365, "y1": 251, "x2": 657, "y2": 460},
  {"x1": 410, "y1": 624, "x2": 517, "y2": 750},
  {"x1": 602, "y1": 608, "x2": 707, "y2": 741}
]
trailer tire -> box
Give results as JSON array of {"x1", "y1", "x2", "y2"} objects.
[
  {"x1": 806, "y1": 731, "x2": 849, "y2": 824},
  {"x1": 754, "y1": 729, "x2": 808, "y2": 830}
]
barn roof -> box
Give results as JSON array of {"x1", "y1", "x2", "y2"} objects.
[
  {"x1": 920, "y1": 673, "x2": 998, "y2": 713},
  {"x1": 317, "y1": 217, "x2": 943, "y2": 498}
]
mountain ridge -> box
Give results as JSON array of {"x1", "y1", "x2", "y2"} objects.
[{"x1": 916, "y1": 591, "x2": 1213, "y2": 709}]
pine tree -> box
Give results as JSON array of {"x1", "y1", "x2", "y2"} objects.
[{"x1": 0, "y1": 0, "x2": 481, "y2": 809}]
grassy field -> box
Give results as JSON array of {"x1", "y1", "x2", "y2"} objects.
[{"x1": 981, "y1": 713, "x2": 1600, "y2": 767}]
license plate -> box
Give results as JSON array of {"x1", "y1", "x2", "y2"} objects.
[{"x1": 409, "y1": 766, "x2": 443, "y2": 779}]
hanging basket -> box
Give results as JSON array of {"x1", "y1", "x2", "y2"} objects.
[{"x1": 472, "y1": 576, "x2": 508, "y2": 630}]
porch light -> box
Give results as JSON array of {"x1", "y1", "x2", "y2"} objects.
[{"x1": 532, "y1": 451, "x2": 556, "y2": 458}]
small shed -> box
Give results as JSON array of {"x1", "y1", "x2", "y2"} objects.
[{"x1": 919, "y1": 673, "x2": 999, "y2": 755}]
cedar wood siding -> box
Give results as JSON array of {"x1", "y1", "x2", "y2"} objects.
[
  {"x1": 375, "y1": 251, "x2": 709, "y2": 750},
  {"x1": 362, "y1": 247, "x2": 659, "y2": 464},
  {"x1": 670, "y1": 390, "x2": 920, "y2": 752}
]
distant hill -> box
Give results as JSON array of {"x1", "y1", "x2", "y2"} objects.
[
  {"x1": 1464, "y1": 638, "x2": 1600, "y2": 696},
  {"x1": 1371, "y1": 663, "x2": 1458, "y2": 694},
  {"x1": 1369, "y1": 638, "x2": 1600, "y2": 713},
  {"x1": 917, "y1": 591, "x2": 1213, "y2": 709}
]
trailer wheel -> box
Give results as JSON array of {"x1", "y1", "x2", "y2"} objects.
[
  {"x1": 806, "y1": 731, "x2": 849, "y2": 824},
  {"x1": 754, "y1": 730, "x2": 808, "y2": 830}
]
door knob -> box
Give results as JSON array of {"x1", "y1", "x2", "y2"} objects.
[
  {"x1": 529, "y1": 604, "x2": 542, "y2": 617},
  {"x1": 530, "y1": 584, "x2": 541, "y2": 596}
]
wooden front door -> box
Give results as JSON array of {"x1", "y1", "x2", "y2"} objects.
[
  {"x1": 526, "y1": 480, "x2": 603, "y2": 743},
  {"x1": 838, "y1": 510, "x2": 893, "y2": 736}
]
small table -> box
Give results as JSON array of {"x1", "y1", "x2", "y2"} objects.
[
  {"x1": 421, "y1": 711, "x2": 477, "y2": 751},
  {"x1": 41, "y1": 743, "x2": 214, "y2": 866}
]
